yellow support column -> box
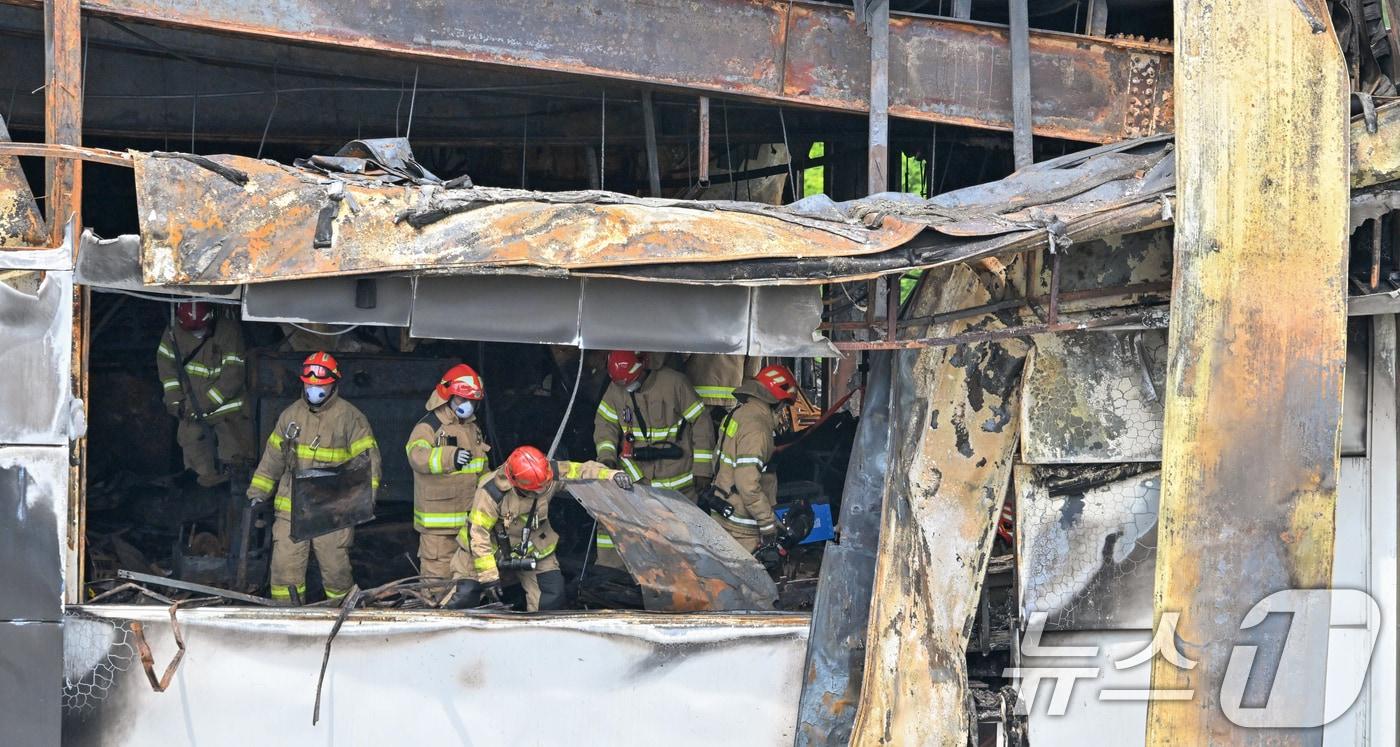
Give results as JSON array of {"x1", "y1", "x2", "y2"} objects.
[{"x1": 1149, "y1": 0, "x2": 1348, "y2": 743}]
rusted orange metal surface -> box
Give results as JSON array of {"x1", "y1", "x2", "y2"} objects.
[
  {"x1": 132, "y1": 152, "x2": 923, "y2": 286},
  {"x1": 1147, "y1": 0, "x2": 1348, "y2": 741},
  {"x1": 850, "y1": 263, "x2": 1027, "y2": 745},
  {"x1": 41, "y1": 0, "x2": 1173, "y2": 143}
]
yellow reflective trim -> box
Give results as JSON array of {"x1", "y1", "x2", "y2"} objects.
[
  {"x1": 324, "y1": 587, "x2": 348, "y2": 599},
  {"x1": 268, "y1": 432, "x2": 284, "y2": 449},
  {"x1": 596, "y1": 441, "x2": 617, "y2": 454},
  {"x1": 723, "y1": 418, "x2": 740, "y2": 438},
  {"x1": 161, "y1": 379, "x2": 180, "y2": 391},
  {"x1": 349, "y1": 436, "x2": 377, "y2": 456},
  {"x1": 207, "y1": 387, "x2": 225, "y2": 405},
  {"x1": 651, "y1": 472, "x2": 694, "y2": 490},
  {"x1": 414, "y1": 510, "x2": 469, "y2": 528},
  {"x1": 620, "y1": 459, "x2": 643, "y2": 481},
  {"x1": 597, "y1": 401, "x2": 619, "y2": 423},
  {"x1": 682, "y1": 401, "x2": 704, "y2": 422},
  {"x1": 459, "y1": 457, "x2": 487, "y2": 474},
  {"x1": 157, "y1": 343, "x2": 177, "y2": 360},
  {"x1": 594, "y1": 533, "x2": 615, "y2": 549},
  {"x1": 561, "y1": 462, "x2": 585, "y2": 480},
  {"x1": 429, "y1": 447, "x2": 445, "y2": 474},
  {"x1": 531, "y1": 540, "x2": 558, "y2": 559},
  {"x1": 473, "y1": 554, "x2": 497, "y2": 571},
  {"x1": 695, "y1": 385, "x2": 735, "y2": 400},
  {"x1": 222, "y1": 354, "x2": 244, "y2": 365},
  {"x1": 371, "y1": 477, "x2": 381, "y2": 489},
  {"x1": 469, "y1": 509, "x2": 497, "y2": 529},
  {"x1": 274, "y1": 495, "x2": 292, "y2": 512},
  {"x1": 209, "y1": 400, "x2": 243, "y2": 416},
  {"x1": 249, "y1": 474, "x2": 275, "y2": 493},
  {"x1": 269, "y1": 583, "x2": 307, "y2": 601},
  {"x1": 184, "y1": 362, "x2": 222, "y2": 378},
  {"x1": 692, "y1": 450, "x2": 714, "y2": 462},
  {"x1": 405, "y1": 438, "x2": 433, "y2": 456}
]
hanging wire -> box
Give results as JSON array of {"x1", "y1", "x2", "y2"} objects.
[
  {"x1": 394, "y1": 76, "x2": 406, "y2": 137},
  {"x1": 287, "y1": 321, "x2": 361, "y2": 336},
  {"x1": 404, "y1": 65, "x2": 420, "y2": 139},
  {"x1": 599, "y1": 89, "x2": 607, "y2": 192},
  {"x1": 777, "y1": 106, "x2": 797, "y2": 201},
  {"x1": 520, "y1": 109, "x2": 528, "y2": 189},
  {"x1": 256, "y1": 63, "x2": 280, "y2": 160},
  {"x1": 722, "y1": 99, "x2": 735, "y2": 200}
]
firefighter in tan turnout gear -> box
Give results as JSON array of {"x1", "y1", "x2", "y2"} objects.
[
  {"x1": 405, "y1": 363, "x2": 491, "y2": 579},
  {"x1": 443, "y1": 446, "x2": 632, "y2": 612},
  {"x1": 591, "y1": 350, "x2": 713, "y2": 568},
  {"x1": 246, "y1": 352, "x2": 381, "y2": 603},
  {"x1": 703, "y1": 364, "x2": 799, "y2": 552},
  {"x1": 156, "y1": 301, "x2": 254, "y2": 487}
]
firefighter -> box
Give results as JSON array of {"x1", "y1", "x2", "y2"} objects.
[
  {"x1": 443, "y1": 446, "x2": 632, "y2": 612},
  {"x1": 405, "y1": 364, "x2": 491, "y2": 579},
  {"x1": 246, "y1": 352, "x2": 381, "y2": 603},
  {"x1": 683, "y1": 353, "x2": 761, "y2": 414},
  {"x1": 704, "y1": 364, "x2": 798, "y2": 552},
  {"x1": 156, "y1": 301, "x2": 254, "y2": 487},
  {"x1": 591, "y1": 350, "x2": 713, "y2": 567}
]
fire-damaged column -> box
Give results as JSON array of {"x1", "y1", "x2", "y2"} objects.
[
  {"x1": 848, "y1": 264, "x2": 1028, "y2": 745},
  {"x1": 1147, "y1": 0, "x2": 1348, "y2": 743}
]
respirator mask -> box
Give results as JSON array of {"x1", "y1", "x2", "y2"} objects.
[{"x1": 304, "y1": 384, "x2": 333, "y2": 406}]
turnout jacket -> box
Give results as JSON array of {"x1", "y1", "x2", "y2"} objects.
[
  {"x1": 247, "y1": 393, "x2": 382, "y2": 517},
  {"x1": 156, "y1": 320, "x2": 247, "y2": 423},
  {"x1": 683, "y1": 354, "x2": 760, "y2": 408},
  {"x1": 593, "y1": 367, "x2": 714, "y2": 490},
  {"x1": 462, "y1": 461, "x2": 618, "y2": 585},
  {"x1": 405, "y1": 402, "x2": 491, "y2": 535},
  {"x1": 712, "y1": 399, "x2": 780, "y2": 534}
]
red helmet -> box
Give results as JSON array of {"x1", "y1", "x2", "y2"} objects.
[
  {"x1": 755, "y1": 364, "x2": 799, "y2": 403},
  {"x1": 175, "y1": 301, "x2": 214, "y2": 331},
  {"x1": 606, "y1": 350, "x2": 647, "y2": 387},
  {"x1": 300, "y1": 351, "x2": 340, "y2": 385},
  {"x1": 503, "y1": 446, "x2": 553, "y2": 493},
  {"x1": 436, "y1": 363, "x2": 484, "y2": 401}
]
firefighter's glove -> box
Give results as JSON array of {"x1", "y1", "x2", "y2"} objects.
[
  {"x1": 248, "y1": 493, "x2": 269, "y2": 507},
  {"x1": 611, "y1": 472, "x2": 634, "y2": 491},
  {"x1": 167, "y1": 400, "x2": 184, "y2": 418},
  {"x1": 453, "y1": 448, "x2": 473, "y2": 469},
  {"x1": 482, "y1": 581, "x2": 503, "y2": 604},
  {"x1": 442, "y1": 580, "x2": 480, "y2": 610}
]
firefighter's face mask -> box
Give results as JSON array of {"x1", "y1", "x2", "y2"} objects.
[
  {"x1": 304, "y1": 384, "x2": 333, "y2": 406},
  {"x1": 451, "y1": 396, "x2": 475, "y2": 420},
  {"x1": 189, "y1": 327, "x2": 209, "y2": 339}
]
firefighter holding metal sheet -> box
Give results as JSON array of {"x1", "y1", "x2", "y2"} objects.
[
  {"x1": 700, "y1": 365, "x2": 798, "y2": 552},
  {"x1": 246, "y1": 352, "x2": 381, "y2": 603},
  {"x1": 442, "y1": 446, "x2": 633, "y2": 612},
  {"x1": 405, "y1": 364, "x2": 492, "y2": 579},
  {"x1": 590, "y1": 350, "x2": 713, "y2": 568},
  {"x1": 156, "y1": 301, "x2": 255, "y2": 487}
]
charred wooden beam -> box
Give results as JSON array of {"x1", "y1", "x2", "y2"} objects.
[
  {"x1": 3, "y1": 0, "x2": 1174, "y2": 143},
  {"x1": 1147, "y1": 0, "x2": 1348, "y2": 741}
]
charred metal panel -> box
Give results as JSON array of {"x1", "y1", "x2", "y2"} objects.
[
  {"x1": 74, "y1": 232, "x2": 239, "y2": 300},
  {"x1": 579, "y1": 279, "x2": 749, "y2": 355},
  {"x1": 70, "y1": 0, "x2": 1170, "y2": 142},
  {"x1": 0, "y1": 114, "x2": 44, "y2": 247},
  {"x1": 852, "y1": 264, "x2": 1028, "y2": 745},
  {"x1": 62, "y1": 607, "x2": 809, "y2": 746},
  {"x1": 749, "y1": 285, "x2": 837, "y2": 358},
  {"x1": 1341, "y1": 319, "x2": 1369, "y2": 456},
  {"x1": 567, "y1": 482, "x2": 777, "y2": 612},
  {"x1": 1020, "y1": 331, "x2": 1166, "y2": 464},
  {"x1": 1149, "y1": 0, "x2": 1349, "y2": 740},
  {"x1": 0, "y1": 449, "x2": 66, "y2": 621},
  {"x1": 0, "y1": 620, "x2": 62, "y2": 745},
  {"x1": 132, "y1": 152, "x2": 920, "y2": 287},
  {"x1": 243, "y1": 275, "x2": 412, "y2": 327},
  {"x1": 1020, "y1": 630, "x2": 1154, "y2": 745},
  {"x1": 796, "y1": 352, "x2": 893, "y2": 746},
  {"x1": 1015, "y1": 466, "x2": 1159, "y2": 630},
  {"x1": 412, "y1": 275, "x2": 581, "y2": 345},
  {"x1": 0, "y1": 269, "x2": 74, "y2": 445}
]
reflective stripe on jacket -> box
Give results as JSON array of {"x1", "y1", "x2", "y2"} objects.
[
  {"x1": 593, "y1": 367, "x2": 715, "y2": 487},
  {"x1": 246, "y1": 394, "x2": 381, "y2": 517},
  {"x1": 405, "y1": 404, "x2": 490, "y2": 534},
  {"x1": 156, "y1": 320, "x2": 248, "y2": 423},
  {"x1": 711, "y1": 399, "x2": 778, "y2": 533}
]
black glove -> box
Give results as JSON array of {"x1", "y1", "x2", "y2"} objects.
[
  {"x1": 454, "y1": 448, "x2": 473, "y2": 469},
  {"x1": 481, "y1": 581, "x2": 503, "y2": 604},
  {"x1": 612, "y1": 472, "x2": 634, "y2": 490}
]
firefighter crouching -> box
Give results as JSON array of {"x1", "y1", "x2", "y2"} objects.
[
  {"x1": 405, "y1": 364, "x2": 491, "y2": 579},
  {"x1": 591, "y1": 351, "x2": 713, "y2": 568},
  {"x1": 443, "y1": 446, "x2": 633, "y2": 612},
  {"x1": 246, "y1": 352, "x2": 381, "y2": 603},
  {"x1": 157, "y1": 301, "x2": 254, "y2": 487},
  {"x1": 700, "y1": 365, "x2": 798, "y2": 552}
]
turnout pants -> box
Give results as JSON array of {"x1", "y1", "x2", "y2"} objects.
[
  {"x1": 417, "y1": 532, "x2": 458, "y2": 580},
  {"x1": 507, "y1": 554, "x2": 565, "y2": 612},
  {"x1": 177, "y1": 414, "x2": 254, "y2": 481},
  {"x1": 270, "y1": 516, "x2": 354, "y2": 602}
]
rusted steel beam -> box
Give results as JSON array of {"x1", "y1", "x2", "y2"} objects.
[
  {"x1": 849, "y1": 263, "x2": 1028, "y2": 745},
  {"x1": 44, "y1": 0, "x2": 1173, "y2": 143},
  {"x1": 867, "y1": 0, "x2": 890, "y2": 195},
  {"x1": 44, "y1": 0, "x2": 82, "y2": 247},
  {"x1": 1008, "y1": 0, "x2": 1034, "y2": 169},
  {"x1": 1147, "y1": 0, "x2": 1348, "y2": 742},
  {"x1": 0, "y1": 141, "x2": 132, "y2": 168}
]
